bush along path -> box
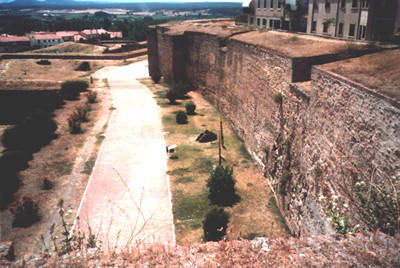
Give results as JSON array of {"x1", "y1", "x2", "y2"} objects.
[
  {"x1": 0, "y1": 71, "x2": 114, "y2": 258},
  {"x1": 139, "y1": 78, "x2": 291, "y2": 244}
]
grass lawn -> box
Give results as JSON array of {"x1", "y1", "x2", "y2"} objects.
[{"x1": 140, "y1": 78, "x2": 290, "y2": 244}]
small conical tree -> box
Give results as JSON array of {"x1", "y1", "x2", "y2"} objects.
[
  {"x1": 207, "y1": 165, "x2": 239, "y2": 207},
  {"x1": 203, "y1": 207, "x2": 229, "y2": 241}
]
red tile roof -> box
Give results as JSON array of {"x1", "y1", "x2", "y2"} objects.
[
  {"x1": 73, "y1": 34, "x2": 87, "y2": 41},
  {"x1": 0, "y1": 35, "x2": 30, "y2": 43},
  {"x1": 56, "y1": 31, "x2": 79, "y2": 37},
  {"x1": 31, "y1": 34, "x2": 62, "y2": 40},
  {"x1": 82, "y1": 29, "x2": 108, "y2": 35}
]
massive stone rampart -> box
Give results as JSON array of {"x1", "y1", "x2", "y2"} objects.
[{"x1": 147, "y1": 24, "x2": 400, "y2": 236}]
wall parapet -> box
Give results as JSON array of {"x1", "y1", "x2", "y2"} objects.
[
  {"x1": 147, "y1": 23, "x2": 400, "y2": 238},
  {"x1": 312, "y1": 66, "x2": 400, "y2": 109}
]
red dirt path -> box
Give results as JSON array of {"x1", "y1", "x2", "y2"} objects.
[{"x1": 75, "y1": 60, "x2": 175, "y2": 249}]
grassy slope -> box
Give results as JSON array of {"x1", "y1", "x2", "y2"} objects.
[{"x1": 140, "y1": 78, "x2": 290, "y2": 244}]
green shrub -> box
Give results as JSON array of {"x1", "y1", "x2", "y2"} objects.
[
  {"x1": 36, "y1": 59, "x2": 51, "y2": 65},
  {"x1": 61, "y1": 80, "x2": 89, "y2": 100},
  {"x1": 75, "y1": 61, "x2": 91, "y2": 71},
  {"x1": 185, "y1": 101, "x2": 196, "y2": 115},
  {"x1": 207, "y1": 165, "x2": 240, "y2": 207},
  {"x1": 68, "y1": 111, "x2": 82, "y2": 134},
  {"x1": 76, "y1": 105, "x2": 89, "y2": 122},
  {"x1": 173, "y1": 81, "x2": 190, "y2": 98},
  {"x1": 42, "y1": 177, "x2": 53, "y2": 190},
  {"x1": 86, "y1": 90, "x2": 97, "y2": 104},
  {"x1": 355, "y1": 177, "x2": 400, "y2": 236},
  {"x1": 166, "y1": 89, "x2": 178, "y2": 104},
  {"x1": 1, "y1": 110, "x2": 57, "y2": 152},
  {"x1": 151, "y1": 73, "x2": 161, "y2": 83},
  {"x1": 176, "y1": 111, "x2": 188, "y2": 124},
  {"x1": 273, "y1": 92, "x2": 283, "y2": 104},
  {"x1": 203, "y1": 207, "x2": 229, "y2": 241},
  {"x1": 8, "y1": 195, "x2": 39, "y2": 227}
]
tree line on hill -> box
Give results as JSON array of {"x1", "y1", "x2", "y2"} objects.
[{"x1": 0, "y1": 15, "x2": 170, "y2": 41}]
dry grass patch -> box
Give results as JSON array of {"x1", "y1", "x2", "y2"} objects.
[
  {"x1": 322, "y1": 49, "x2": 400, "y2": 100},
  {"x1": 0, "y1": 75, "x2": 112, "y2": 258},
  {"x1": 140, "y1": 78, "x2": 289, "y2": 244},
  {"x1": 31, "y1": 42, "x2": 106, "y2": 55},
  {"x1": 231, "y1": 30, "x2": 370, "y2": 57},
  {"x1": 0, "y1": 59, "x2": 123, "y2": 90}
]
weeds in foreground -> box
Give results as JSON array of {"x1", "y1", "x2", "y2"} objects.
[
  {"x1": 86, "y1": 91, "x2": 98, "y2": 104},
  {"x1": 44, "y1": 167, "x2": 174, "y2": 257},
  {"x1": 8, "y1": 195, "x2": 40, "y2": 227},
  {"x1": 83, "y1": 157, "x2": 96, "y2": 175},
  {"x1": 47, "y1": 160, "x2": 73, "y2": 175},
  {"x1": 355, "y1": 174, "x2": 400, "y2": 236}
]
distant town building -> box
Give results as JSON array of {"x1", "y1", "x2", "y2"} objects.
[
  {"x1": 0, "y1": 34, "x2": 31, "y2": 52},
  {"x1": 73, "y1": 33, "x2": 87, "y2": 42},
  {"x1": 307, "y1": 0, "x2": 400, "y2": 41},
  {"x1": 27, "y1": 33, "x2": 64, "y2": 48},
  {"x1": 108, "y1": 31, "x2": 123, "y2": 39},
  {"x1": 81, "y1": 29, "x2": 109, "y2": 39},
  {"x1": 240, "y1": 0, "x2": 309, "y2": 31},
  {"x1": 79, "y1": 29, "x2": 122, "y2": 40},
  {"x1": 0, "y1": 28, "x2": 123, "y2": 51},
  {"x1": 239, "y1": 0, "x2": 399, "y2": 41},
  {"x1": 55, "y1": 31, "x2": 80, "y2": 42}
]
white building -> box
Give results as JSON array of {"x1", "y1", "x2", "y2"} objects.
[{"x1": 27, "y1": 33, "x2": 64, "y2": 48}]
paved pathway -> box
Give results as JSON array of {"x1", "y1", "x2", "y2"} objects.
[{"x1": 75, "y1": 60, "x2": 175, "y2": 249}]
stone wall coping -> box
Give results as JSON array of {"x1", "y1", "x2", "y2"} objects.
[
  {"x1": 228, "y1": 37, "x2": 292, "y2": 59},
  {"x1": 313, "y1": 66, "x2": 400, "y2": 109}
]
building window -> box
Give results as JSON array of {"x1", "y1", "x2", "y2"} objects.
[
  {"x1": 270, "y1": 0, "x2": 274, "y2": 9},
  {"x1": 258, "y1": 0, "x2": 261, "y2": 8},
  {"x1": 361, "y1": 0, "x2": 369, "y2": 8},
  {"x1": 264, "y1": 0, "x2": 267, "y2": 8},
  {"x1": 349, "y1": 24, "x2": 356, "y2": 36},
  {"x1": 257, "y1": 18, "x2": 261, "y2": 26},
  {"x1": 311, "y1": 21, "x2": 316, "y2": 32},
  {"x1": 313, "y1": 2, "x2": 318, "y2": 13},
  {"x1": 352, "y1": 0, "x2": 358, "y2": 8},
  {"x1": 269, "y1": 19, "x2": 273, "y2": 28},
  {"x1": 338, "y1": 23, "x2": 344, "y2": 36},
  {"x1": 325, "y1": 1, "x2": 331, "y2": 13},
  {"x1": 359, "y1": 25, "x2": 367, "y2": 39},
  {"x1": 340, "y1": 0, "x2": 345, "y2": 8},
  {"x1": 263, "y1": 19, "x2": 267, "y2": 27},
  {"x1": 278, "y1": 0, "x2": 281, "y2": 9},
  {"x1": 250, "y1": 17, "x2": 254, "y2": 25},
  {"x1": 274, "y1": 20, "x2": 281, "y2": 29},
  {"x1": 323, "y1": 23, "x2": 328, "y2": 33}
]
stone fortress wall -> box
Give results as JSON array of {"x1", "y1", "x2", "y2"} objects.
[{"x1": 147, "y1": 23, "x2": 400, "y2": 236}]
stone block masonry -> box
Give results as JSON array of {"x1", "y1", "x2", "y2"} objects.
[{"x1": 147, "y1": 22, "x2": 400, "y2": 237}]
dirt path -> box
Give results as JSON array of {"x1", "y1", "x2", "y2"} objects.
[{"x1": 75, "y1": 60, "x2": 175, "y2": 249}]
